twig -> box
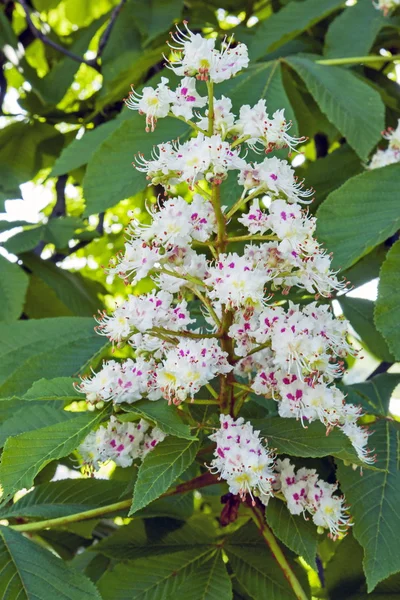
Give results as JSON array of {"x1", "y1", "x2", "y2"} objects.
[
  {"x1": 97, "y1": 0, "x2": 126, "y2": 58},
  {"x1": 17, "y1": 0, "x2": 101, "y2": 72}
]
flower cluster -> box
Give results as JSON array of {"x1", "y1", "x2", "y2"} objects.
[
  {"x1": 275, "y1": 458, "x2": 351, "y2": 539},
  {"x1": 209, "y1": 418, "x2": 351, "y2": 538},
  {"x1": 79, "y1": 416, "x2": 166, "y2": 470},
  {"x1": 374, "y1": 0, "x2": 400, "y2": 16},
  {"x1": 368, "y1": 119, "x2": 400, "y2": 169},
  {"x1": 77, "y1": 21, "x2": 373, "y2": 516},
  {"x1": 209, "y1": 414, "x2": 276, "y2": 503}
]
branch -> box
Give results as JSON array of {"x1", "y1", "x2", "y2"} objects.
[
  {"x1": 96, "y1": 0, "x2": 126, "y2": 58},
  {"x1": 9, "y1": 472, "x2": 219, "y2": 533},
  {"x1": 17, "y1": 0, "x2": 101, "y2": 72},
  {"x1": 316, "y1": 54, "x2": 400, "y2": 66},
  {"x1": 250, "y1": 505, "x2": 309, "y2": 600}
]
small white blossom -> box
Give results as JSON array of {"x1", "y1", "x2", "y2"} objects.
[
  {"x1": 171, "y1": 77, "x2": 207, "y2": 120},
  {"x1": 125, "y1": 77, "x2": 173, "y2": 131},
  {"x1": 197, "y1": 96, "x2": 236, "y2": 137},
  {"x1": 79, "y1": 416, "x2": 166, "y2": 470},
  {"x1": 209, "y1": 414, "x2": 276, "y2": 503}
]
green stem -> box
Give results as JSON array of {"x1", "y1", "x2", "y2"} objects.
[
  {"x1": 316, "y1": 54, "x2": 400, "y2": 66},
  {"x1": 155, "y1": 267, "x2": 210, "y2": 290},
  {"x1": 10, "y1": 473, "x2": 219, "y2": 534},
  {"x1": 232, "y1": 381, "x2": 254, "y2": 394},
  {"x1": 194, "y1": 183, "x2": 212, "y2": 200},
  {"x1": 168, "y1": 112, "x2": 206, "y2": 134},
  {"x1": 151, "y1": 327, "x2": 218, "y2": 340},
  {"x1": 207, "y1": 81, "x2": 214, "y2": 136},
  {"x1": 230, "y1": 134, "x2": 251, "y2": 149},
  {"x1": 251, "y1": 508, "x2": 309, "y2": 600},
  {"x1": 191, "y1": 287, "x2": 221, "y2": 328},
  {"x1": 226, "y1": 188, "x2": 262, "y2": 220},
  {"x1": 227, "y1": 234, "x2": 278, "y2": 243},
  {"x1": 191, "y1": 399, "x2": 219, "y2": 405},
  {"x1": 205, "y1": 383, "x2": 219, "y2": 399}
]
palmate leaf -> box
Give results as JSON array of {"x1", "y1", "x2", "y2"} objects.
[
  {"x1": 285, "y1": 54, "x2": 384, "y2": 161},
  {"x1": 0, "y1": 404, "x2": 76, "y2": 448},
  {"x1": 225, "y1": 523, "x2": 308, "y2": 600},
  {"x1": 337, "y1": 420, "x2": 400, "y2": 591},
  {"x1": 130, "y1": 436, "x2": 199, "y2": 514},
  {"x1": 0, "y1": 255, "x2": 29, "y2": 321},
  {"x1": 0, "y1": 479, "x2": 129, "y2": 519},
  {"x1": 316, "y1": 164, "x2": 400, "y2": 270},
  {"x1": 265, "y1": 498, "x2": 318, "y2": 568},
  {"x1": 97, "y1": 548, "x2": 218, "y2": 600},
  {"x1": 0, "y1": 409, "x2": 105, "y2": 504},
  {"x1": 375, "y1": 240, "x2": 400, "y2": 360},
  {"x1": 177, "y1": 551, "x2": 233, "y2": 600},
  {"x1": 0, "y1": 526, "x2": 101, "y2": 600},
  {"x1": 343, "y1": 373, "x2": 400, "y2": 417},
  {"x1": 0, "y1": 317, "x2": 107, "y2": 396},
  {"x1": 254, "y1": 417, "x2": 364, "y2": 466},
  {"x1": 22, "y1": 376, "x2": 81, "y2": 402},
  {"x1": 94, "y1": 515, "x2": 216, "y2": 560},
  {"x1": 250, "y1": 0, "x2": 345, "y2": 60},
  {"x1": 338, "y1": 296, "x2": 394, "y2": 362}
]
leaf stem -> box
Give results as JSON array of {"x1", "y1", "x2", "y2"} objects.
[
  {"x1": 316, "y1": 54, "x2": 400, "y2": 66},
  {"x1": 250, "y1": 507, "x2": 309, "y2": 600},
  {"x1": 227, "y1": 234, "x2": 278, "y2": 243},
  {"x1": 207, "y1": 81, "x2": 214, "y2": 136},
  {"x1": 168, "y1": 112, "x2": 207, "y2": 134},
  {"x1": 9, "y1": 473, "x2": 219, "y2": 534}
]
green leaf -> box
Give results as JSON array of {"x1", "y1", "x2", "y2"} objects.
[
  {"x1": 0, "y1": 526, "x2": 102, "y2": 599},
  {"x1": 225, "y1": 523, "x2": 305, "y2": 600},
  {"x1": 44, "y1": 217, "x2": 84, "y2": 248},
  {"x1": 0, "y1": 409, "x2": 105, "y2": 504},
  {"x1": 0, "y1": 255, "x2": 29, "y2": 321},
  {"x1": 285, "y1": 54, "x2": 385, "y2": 160},
  {"x1": 343, "y1": 245, "x2": 387, "y2": 290},
  {"x1": 0, "y1": 317, "x2": 106, "y2": 396},
  {"x1": 0, "y1": 404, "x2": 75, "y2": 448},
  {"x1": 219, "y1": 61, "x2": 297, "y2": 133},
  {"x1": 22, "y1": 376, "x2": 81, "y2": 402},
  {"x1": 255, "y1": 417, "x2": 363, "y2": 465},
  {"x1": 50, "y1": 121, "x2": 121, "y2": 177},
  {"x1": 21, "y1": 253, "x2": 104, "y2": 317},
  {"x1": 130, "y1": 436, "x2": 199, "y2": 514},
  {"x1": 83, "y1": 115, "x2": 189, "y2": 215},
  {"x1": 0, "y1": 479, "x2": 129, "y2": 519},
  {"x1": 94, "y1": 515, "x2": 214, "y2": 560},
  {"x1": 178, "y1": 551, "x2": 233, "y2": 600},
  {"x1": 132, "y1": 0, "x2": 184, "y2": 45},
  {"x1": 250, "y1": 0, "x2": 344, "y2": 60},
  {"x1": 3, "y1": 225, "x2": 44, "y2": 254},
  {"x1": 375, "y1": 240, "x2": 400, "y2": 360},
  {"x1": 316, "y1": 164, "x2": 400, "y2": 270},
  {"x1": 97, "y1": 548, "x2": 215, "y2": 600},
  {"x1": 120, "y1": 400, "x2": 195, "y2": 439},
  {"x1": 338, "y1": 296, "x2": 394, "y2": 362},
  {"x1": 343, "y1": 374, "x2": 400, "y2": 417},
  {"x1": 300, "y1": 144, "x2": 362, "y2": 206},
  {"x1": 325, "y1": 534, "x2": 365, "y2": 600},
  {"x1": 324, "y1": 2, "x2": 386, "y2": 59},
  {"x1": 337, "y1": 421, "x2": 400, "y2": 591},
  {"x1": 265, "y1": 497, "x2": 318, "y2": 567}
]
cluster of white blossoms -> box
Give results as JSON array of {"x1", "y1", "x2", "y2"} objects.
[
  {"x1": 79, "y1": 416, "x2": 166, "y2": 470},
  {"x1": 209, "y1": 415, "x2": 276, "y2": 503},
  {"x1": 209, "y1": 417, "x2": 351, "y2": 538},
  {"x1": 78, "y1": 23, "x2": 373, "y2": 496},
  {"x1": 368, "y1": 119, "x2": 400, "y2": 169},
  {"x1": 374, "y1": 0, "x2": 400, "y2": 16},
  {"x1": 274, "y1": 458, "x2": 351, "y2": 539}
]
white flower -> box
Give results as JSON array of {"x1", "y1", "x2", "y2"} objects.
[
  {"x1": 125, "y1": 77, "x2": 173, "y2": 131},
  {"x1": 384, "y1": 119, "x2": 400, "y2": 150},
  {"x1": 197, "y1": 96, "x2": 236, "y2": 137},
  {"x1": 275, "y1": 458, "x2": 351, "y2": 538},
  {"x1": 374, "y1": 0, "x2": 400, "y2": 15},
  {"x1": 237, "y1": 100, "x2": 304, "y2": 153},
  {"x1": 79, "y1": 416, "x2": 166, "y2": 470},
  {"x1": 171, "y1": 77, "x2": 207, "y2": 120},
  {"x1": 205, "y1": 252, "x2": 271, "y2": 308},
  {"x1": 166, "y1": 23, "x2": 248, "y2": 83},
  {"x1": 367, "y1": 147, "x2": 400, "y2": 170},
  {"x1": 157, "y1": 339, "x2": 232, "y2": 403},
  {"x1": 109, "y1": 241, "x2": 162, "y2": 284},
  {"x1": 238, "y1": 156, "x2": 313, "y2": 204},
  {"x1": 209, "y1": 414, "x2": 276, "y2": 503}
]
